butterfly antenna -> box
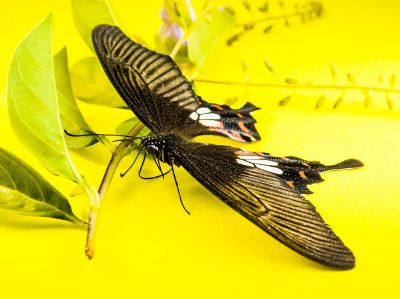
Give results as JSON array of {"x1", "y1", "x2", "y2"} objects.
[
  {"x1": 112, "y1": 138, "x2": 142, "y2": 142},
  {"x1": 64, "y1": 129, "x2": 142, "y2": 141},
  {"x1": 120, "y1": 146, "x2": 144, "y2": 177},
  {"x1": 171, "y1": 163, "x2": 190, "y2": 215}
]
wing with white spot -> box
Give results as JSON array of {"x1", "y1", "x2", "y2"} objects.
[
  {"x1": 235, "y1": 151, "x2": 363, "y2": 194},
  {"x1": 93, "y1": 24, "x2": 201, "y2": 134},
  {"x1": 186, "y1": 100, "x2": 261, "y2": 142},
  {"x1": 176, "y1": 141, "x2": 361, "y2": 268},
  {"x1": 92, "y1": 25, "x2": 261, "y2": 142}
]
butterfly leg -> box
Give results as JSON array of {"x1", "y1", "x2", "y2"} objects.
[
  {"x1": 171, "y1": 162, "x2": 190, "y2": 215},
  {"x1": 138, "y1": 151, "x2": 149, "y2": 179},
  {"x1": 152, "y1": 154, "x2": 165, "y2": 179},
  {"x1": 137, "y1": 151, "x2": 172, "y2": 180},
  {"x1": 120, "y1": 146, "x2": 144, "y2": 177}
]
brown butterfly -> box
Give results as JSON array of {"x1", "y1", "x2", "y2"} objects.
[{"x1": 92, "y1": 24, "x2": 362, "y2": 269}]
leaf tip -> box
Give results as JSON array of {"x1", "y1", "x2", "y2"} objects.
[{"x1": 44, "y1": 12, "x2": 54, "y2": 24}]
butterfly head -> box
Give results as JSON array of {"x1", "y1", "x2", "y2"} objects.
[
  {"x1": 140, "y1": 136, "x2": 163, "y2": 156},
  {"x1": 140, "y1": 135, "x2": 181, "y2": 165}
]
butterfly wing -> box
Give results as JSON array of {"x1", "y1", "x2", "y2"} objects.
[
  {"x1": 188, "y1": 99, "x2": 261, "y2": 142},
  {"x1": 92, "y1": 24, "x2": 198, "y2": 134},
  {"x1": 92, "y1": 25, "x2": 260, "y2": 142},
  {"x1": 174, "y1": 142, "x2": 360, "y2": 268},
  {"x1": 235, "y1": 152, "x2": 363, "y2": 194}
]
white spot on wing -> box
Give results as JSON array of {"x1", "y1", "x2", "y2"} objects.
[
  {"x1": 199, "y1": 113, "x2": 221, "y2": 120},
  {"x1": 236, "y1": 154, "x2": 282, "y2": 174},
  {"x1": 236, "y1": 159, "x2": 254, "y2": 167},
  {"x1": 253, "y1": 159, "x2": 278, "y2": 166},
  {"x1": 189, "y1": 112, "x2": 198, "y2": 120},
  {"x1": 199, "y1": 119, "x2": 221, "y2": 127},
  {"x1": 197, "y1": 107, "x2": 211, "y2": 114},
  {"x1": 255, "y1": 164, "x2": 283, "y2": 174}
]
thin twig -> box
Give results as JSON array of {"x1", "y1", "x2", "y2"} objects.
[
  {"x1": 170, "y1": 2, "x2": 216, "y2": 59},
  {"x1": 85, "y1": 122, "x2": 144, "y2": 259},
  {"x1": 236, "y1": 4, "x2": 321, "y2": 28},
  {"x1": 194, "y1": 78, "x2": 400, "y2": 94}
]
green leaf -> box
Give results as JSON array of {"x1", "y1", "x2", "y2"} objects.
[
  {"x1": 70, "y1": 57, "x2": 127, "y2": 108},
  {"x1": 54, "y1": 47, "x2": 99, "y2": 148},
  {"x1": 188, "y1": 7, "x2": 235, "y2": 68},
  {"x1": 7, "y1": 14, "x2": 82, "y2": 183},
  {"x1": 115, "y1": 118, "x2": 137, "y2": 136},
  {"x1": 71, "y1": 0, "x2": 119, "y2": 52},
  {"x1": 163, "y1": 0, "x2": 195, "y2": 29},
  {"x1": 0, "y1": 148, "x2": 84, "y2": 224},
  {"x1": 116, "y1": 118, "x2": 151, "y2": 136}
]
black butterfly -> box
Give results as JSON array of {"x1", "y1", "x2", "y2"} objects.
[{"x1": 92, "y1": 25, "x2": 363, "y2": 269}]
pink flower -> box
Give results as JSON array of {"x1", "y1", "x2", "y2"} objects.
[{"x1": 159, "y1": 7, "x2": 183, "y2": 41}]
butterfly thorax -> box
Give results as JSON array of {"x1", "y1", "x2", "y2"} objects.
[{"x1": 141, "y1": 134, "x2": 183, "y2": 166}]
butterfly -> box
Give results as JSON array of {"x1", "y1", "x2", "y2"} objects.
[{"x1": 92, "y1": 24, "x2": 363, "y2": 269}]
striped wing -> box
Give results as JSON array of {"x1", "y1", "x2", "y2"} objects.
[
  {"x1": 176, "y1": 141, "x2": 358, "y2": 268},
  {"x1": 92, "y1": 24, "x2": 199, "y2": 134},
  {"x1": 92, "y1": 25, "x2": 260, "y2": 142},
  {"x1": 235, "y1": 151, "x2": 362, "y2": 194}
]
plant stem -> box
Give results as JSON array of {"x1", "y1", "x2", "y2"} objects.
[
  {"x1": 170, "y1": 2, "x2": 216, "y2": 59},
  {"x1": 194, "y1": 78, "x2": 400, "y2": 94},
  {"x1": 85, "y1": 121, "x2": 144, "y2": 259},
  {"x1": 85, "y1": 1, "x2": 214, "y2": 257},
  {"x1": 237, "y1": 3, "x2": 321, "y2": 28}
]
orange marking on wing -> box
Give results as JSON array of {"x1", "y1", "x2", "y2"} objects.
[
  {"x1": 235, "y1": 151, "x2": 264, "y2": 157},
  {"x1": 238, "y1": 121, "x2": 250, "y2": 133},
  {"x1": 299, "y1": 171, "x2": 307, "y2": 179},
  {"x1": 235, "y1": 150, "x2": 252, "y2": 156},
  {"x1": 287, "y1": 181, "x2": 295, "y2": 188},
  {"x1": 237, "y1": 113, "x2": 244, "y2": 118},
  {"x1": 212, "y1": 104, "x2": 224, "y2": 111},
  {"x1": 301, "y1": 162, "x2": 310, "y2": 167}
]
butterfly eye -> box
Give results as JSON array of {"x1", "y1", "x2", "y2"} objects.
[{"x1": 146, "y1": 144, "x2": 159, "y2": 155}]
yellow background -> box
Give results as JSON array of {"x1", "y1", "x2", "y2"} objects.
[{"x1": 0, "y1": 0, "x2": 399, "y2": 298}]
